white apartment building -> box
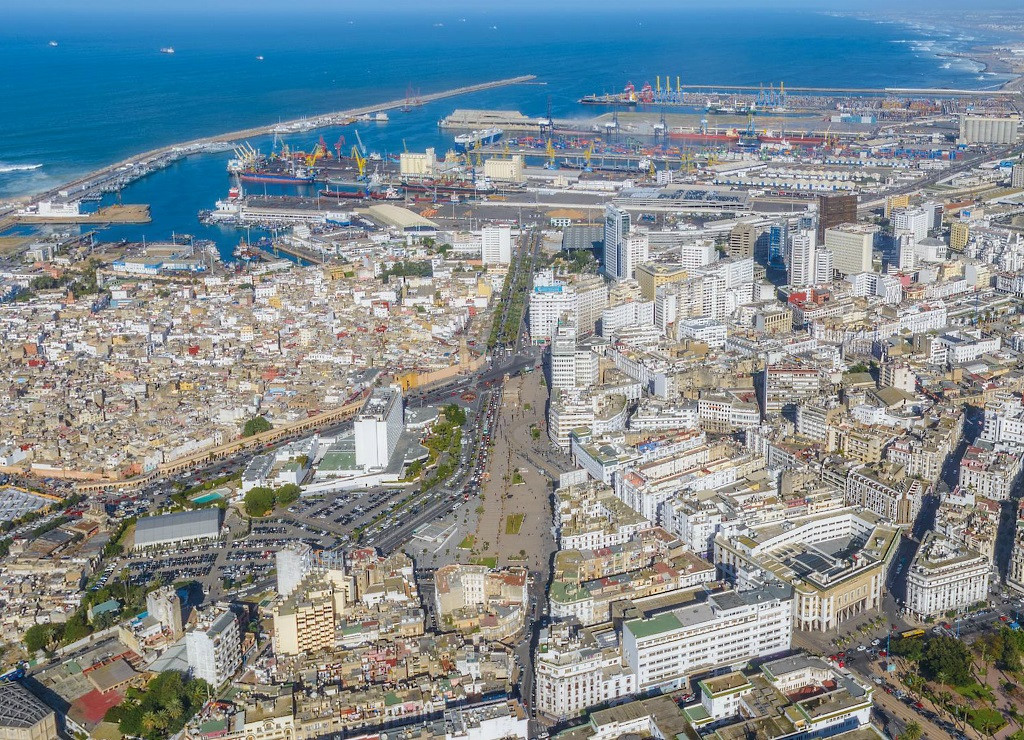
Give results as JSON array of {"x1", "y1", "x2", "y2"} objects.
[
  {"x1": 929, "y1": 330, "x2": 1001, "y2": 365},
  {"x1": 845, "y1": 464, "x2": 924, "y2": 524},
  {"x1": 814, "y1": 247, "x2": 834, "y2": 284},
  {"x1": 534, "y1": 625, "x2": 636, "y2": 720},
  {"x1": 906, "y1": 532, "x2": 990, "y2": 618},
  {"x1": 186, "y1": 608, "x2": 242, "y2": 687},
  {"x1": 677, "y1": 318, "x2": 727, "y2": 348},
  {"x1": 550, "y1": 325, "x2": 599, "y2": 391},
  {"x1": 824, "y1": 224, "x2": 877, "y2": 277},
  {"x1": 480, "y1": 225, "x2": 512, "y2": 265},
  {"x1": 621, "y1": 584, "x2": 792, "y2": 691},
  {"x1": 958, "y1": 444, "x2": 1023, "y2": 502},
  {"x1": 353, "y1": 386, "x2": 404, "y2": 470},
  {"x1": 529, "y1": 271, "x2": 609, "y2": 343},
  {"x1": 601, "y1": 300, "x2": 655, "y2": 336},
  {"x1": 981, "y1": 395, "x2": 1024, "y2": 446},
  {"x1": 892, "y1": 208, "x2": 930, "y2": 243},
  {"x1": 679, "y1": 242, "x2": 717, "y2": 271},
  {"x1": 787, "y1": 230, "x2": 816, "y2": 287}
]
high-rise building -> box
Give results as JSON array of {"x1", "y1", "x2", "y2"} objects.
[
  {"x1": 635, "y1": 263, "x2": 688, "y2": 301},
  {"x1": 603, "y1": 205, "x2": 630, "y2": 280},
  {"x1": 950, "y1": 221, "x2": 970, "y2": 251},
  {"x1": 146, "y1": 586, "x2": 183, "y2": 639},
  {"x1": 354, "y1": 386, "x2": 404, "y2": 470},
  {"x1": 272, "y1": 576, "x2": 343, "y2": 656},
  {"x1": 787, "y1": 230, "x2": 816, "y2": 287},
  {"x1": 550, "y1": 324, "x2": 578, "y2": 391},
  {"x1": 481, "y1": 225, "x2": 512, "y2": 265},
  {"x1": 884, "y1": 194, "x2": 910, "y2": 219},
  {"x1": 814, "y1": 247, "x2": 833, "y2": 284},
  {"x1": 276, "y1": 543, "x2": 313, "y2": 598},
  {"x1": 728, "y1": 222, "x2": 761, "y2": 259},
  {"x1": 816, "y1": 193, "x2": 858, "y2": 243},
  {"x1": 892, "y1": 208, "x2": 930, "y2": 243},
  {"x1": 1012, "y1": 163, "x2": 1024, "y2": 189},
  {"x1": 768, "y1": 221, "x2": 789, "y2": 267},
  {"x1": 186, "y1": 608, "x2": 242, "y2": 687},
  {"x1": 824, "y1": 223, "x2": 877, "y2": 277}
]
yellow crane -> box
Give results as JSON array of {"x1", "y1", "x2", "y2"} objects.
[
  {"x1": 350, "y1": 145, "x2": 367, "y2": 177},
  {"x1": 583, "y1": 144, "x2": 593, "y2": 170},
  {"x1": 545, "y1": 138, "x2": 556, "y2": 167}
]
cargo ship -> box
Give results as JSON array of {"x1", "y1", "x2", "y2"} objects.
[
  {"x1": 453, "y1": 127, "x2": 503, "y2": 153},
  {"x1": 319, "y1": 180, "x2": 402, "y2": 200},
  {"x1": 238, "y1": 166, "x2": 315, "y2": 185}
]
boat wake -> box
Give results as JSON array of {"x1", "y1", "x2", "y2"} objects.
[{"x1": 0, "y1": 163, "x2": 43, "y2": 174}]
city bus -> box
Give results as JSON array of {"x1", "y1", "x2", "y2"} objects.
[{"x1": 899, "y1": 628, "x2": 926, "y2": 639}]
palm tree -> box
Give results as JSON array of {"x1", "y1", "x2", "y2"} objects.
[{"x1": 902, "y1": 720, "x2": 923, "y2": 740}]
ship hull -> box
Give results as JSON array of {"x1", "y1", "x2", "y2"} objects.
[{"x1": 239, "y1": 171, "x2": 315, "y2": 185}]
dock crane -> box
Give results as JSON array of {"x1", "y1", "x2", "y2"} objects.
[
  {"x1": 351, "y1": 146, "x2": 367, "y2": 178},
  {"x1": 318, "y1": 135, "x2": 331, "y2": 158},
  {"x1": 333, "y1": 135, "x2": 346, "y2": 160},
  {"x1": 545, "y1": 138, "x2": 556, "y2": 168},
  {"x1": 583, "y1": 144, "x2": 593, "y2": 172},
  {"x1": 354, "y1": 129, "x2": 368, "y2": 157}
]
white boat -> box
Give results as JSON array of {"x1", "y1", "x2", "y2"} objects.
[
  {"x1": 256, "y1": 55, "x2": 264, "y2": 61},
  {"x1": 160, "y1": 47, "x2": 175, "y2": 54},
  {"x1": 374, "y1": 112, "x2": 389, "y2": 123},
  {"x1": 48, "y1": 41, "x2": 58, "y2": 47}
]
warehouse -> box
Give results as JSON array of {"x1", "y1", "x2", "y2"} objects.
[{"x1": 132, "y1": 508, "x2": 222, "y2": 550}]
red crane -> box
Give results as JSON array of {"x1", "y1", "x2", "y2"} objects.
[{"x1": 334, "y1": 135, "x2": 346, "y2": 160}]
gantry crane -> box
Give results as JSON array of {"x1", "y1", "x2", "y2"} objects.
[{"x1": 351, "y1": 146, "x2": 367, "y2": 178}]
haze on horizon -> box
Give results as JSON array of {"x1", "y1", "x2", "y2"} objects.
[{"x1": 7, "y1": 0, "x2": 1024, "y2": 14}]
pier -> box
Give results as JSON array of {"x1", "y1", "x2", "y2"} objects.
[
  {"x1": 0, "y1": 75, "x2": 536, "y2": 233},
  {"x1": 14, "y1": 204, "x2": 151, "y2": 225}
]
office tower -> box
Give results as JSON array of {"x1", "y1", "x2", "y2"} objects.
[
  {"x1": 824, "y1": 224, "x2": 877, "y2": 277},
  {"x1": 354, "y1": 386, "x2": 404, "y2": 469},
  {"x1": 603, "y1": 204, "x2": 630, "y2": 280},
  {"x1": 816, "y1": 193, "x2": 858, "y2": 243}
]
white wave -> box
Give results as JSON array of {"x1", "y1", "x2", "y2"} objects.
[{"x1": 0, "y1": 163, "x2": 43, "y2": 174}]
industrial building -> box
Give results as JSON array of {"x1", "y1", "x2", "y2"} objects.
[
  {"x1": 958, "y1": 115, "x2": 1019, "y2": 145},
  {"x1": 0, "y1": 682, "x2": 58, "y2": 740},
  {"x1": 132, "y1": 508, "x2": 222, "y2": 550}
]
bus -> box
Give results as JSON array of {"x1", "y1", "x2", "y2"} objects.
[{"x1": 900, "y1": 628, "x2": 926, "y2": 639}]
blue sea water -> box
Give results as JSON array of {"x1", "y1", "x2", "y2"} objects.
[{"x1": 0, "y1": 7, "x2": 1012, "y2": 256}]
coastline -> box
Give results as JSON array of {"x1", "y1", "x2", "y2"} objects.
[{"x1": 0, "y1": 74, "x2": 536, "y2": 230}]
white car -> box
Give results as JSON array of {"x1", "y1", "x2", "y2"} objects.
[{"x1": 856, "y1": 645, "x2": 867, "y2": 652}]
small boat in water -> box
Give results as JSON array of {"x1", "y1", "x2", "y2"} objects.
[
  {"x1": 160, "y1": 47, "x2": 175, "y2": 54},
  {"x1": 256, "y1": 55, "x2": 264, "y2": 61},
  {"x1": 48, "y1": 41, "x2": 58, "y2": 47}
]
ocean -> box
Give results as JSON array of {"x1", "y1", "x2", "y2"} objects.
[{"x1": 0, "y1": 7, "x2": 1014, "y2": 257}]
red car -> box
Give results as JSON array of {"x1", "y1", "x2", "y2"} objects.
[{"x1": 915, "y1": 702, "x2": 924, "y2": 709}]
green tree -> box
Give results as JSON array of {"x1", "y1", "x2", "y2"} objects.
[
  {"x1": 921, "y1": 635, "x2": 973, "y2": 685},
  {"x1": 901, "y1": 721, "x2": 923, "y2": 740},
  {"x1": 24, "y1": 624, "x2": 59, "y2": 653},
  {"x1": 275, "y1": 484, "x2": 301, "y2": 506},
  {"x1": 242, "y1": 415, "x2": 272, "y2": 437},
  {"x1": 244, "y1": 487, "x2": 275, "y2": 517}
]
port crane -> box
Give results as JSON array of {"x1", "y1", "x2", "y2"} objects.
[
  {"x1": 351, "y1": 146, "x2": 367, "y2": 178},
  {"x1": 545, "y1": 138, "x2": 556, "y2": 168},
  {"x1": 334, "y1": 136, "x2": 346, "y2": 160}
]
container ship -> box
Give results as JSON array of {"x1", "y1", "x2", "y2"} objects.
[{"x1": 453, "y1": 127, "x2": 503, "y2": 153}]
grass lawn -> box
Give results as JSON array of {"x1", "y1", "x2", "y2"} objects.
[
  {"x1": 505, "y1": 513, "x2": 525, "y2": 535},
  {"x1": 471, "y1": 556, "x2": 498, "y2": 569},
  {"x1": 457, "y1": 535, "x2": 475, "y2": 550}
]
